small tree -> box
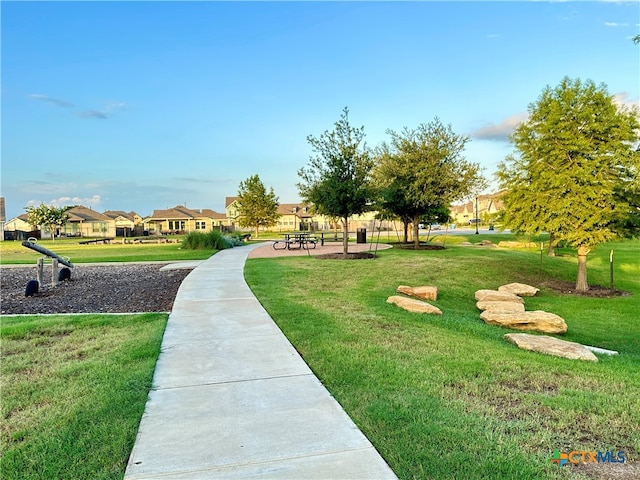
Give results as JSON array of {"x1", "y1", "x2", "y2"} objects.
[
  {"x1": 236, "y1": 175, "x2": 280, "y2": 238},
  {"x1": 497, "y1": 77, "x2": 640, "y2": 291},
  {"x1": 298, "y1": 107, "x2": 376, "y2": 256},
  {"x1": 374, "y1": 119, "x2": 485, "y2": 248},
  {"x1": 25, "y1": 204, "x2": 70, "y2": 241}
]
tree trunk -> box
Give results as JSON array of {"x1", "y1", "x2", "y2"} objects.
[
  {"x1": 342, "y1": 217, "x2": 349, "y2": 256},
  {"x1": 413, "y1": 215, "x2": 420, "y2": 249},
  {"x1": 547, "y1": 232, "x2": 556, "y2": 257},
  {"x1": 576, "y1": 246, "x2": 590, "y2": 291},
  {"x1": 403, "y1": 222, "x2": 409, "y2": 243}
]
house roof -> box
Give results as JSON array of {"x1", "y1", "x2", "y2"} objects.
[
  {"x1": 103, "y1": 210, "x2": 140, "y2": 221},
  {"x1": 66, "y1": 205, "x2": 112, "y2": 222},
  {"x1": 146, "y1": 205, "x2": 225, "y2": 220},
  {"x1": 277, "y1": 203, "x2": 312, "y2": 218}
]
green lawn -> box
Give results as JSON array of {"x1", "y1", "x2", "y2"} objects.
[
  {"x1": 1, "y1": 314, "x2": 167, "y2": 479},
  {"x1": 0, "y1": 238, "x2": 215, "y2": 264},
  {"x1": 245, "y1": 238, "x2": 640, "y2": 479},
  {"x1": 1, "y1": 236, "x2": 637, "y2": 479}
]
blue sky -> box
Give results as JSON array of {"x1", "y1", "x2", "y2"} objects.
[{"x1": 2, "y1": 1, "x2": 638, "y2": 219}]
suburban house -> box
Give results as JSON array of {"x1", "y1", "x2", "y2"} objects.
[
  {"x1": 3, "y1": 214, "x2": 38, "y2": 240},
  {"x1": 143, "y1": 205, "x2": 227, "y2": 235},
  {"x1": 1, "y1": 190, "x2": 507, "y2": 241},
  {"x1": 450, "y1": 191, "x2": 505, "y2": 225},
  {"x1": 103, "y1": 210, "x2": 144, "y2": 237},
  {"x1": 3, "y1": 206, "x2": 117, "y2": 239},
  {"x1": 62, "y1": 206, "x2": 116, "y2": 238},
  {"x1": 226, "y1": 196, "x2": 389, "y2": 233}
]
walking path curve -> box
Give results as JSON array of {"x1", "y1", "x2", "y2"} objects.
[{"x1": 125, "y1": 243, "x2": 397, "y2": 479}]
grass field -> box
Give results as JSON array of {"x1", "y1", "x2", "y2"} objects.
[
  {"x1": 1, "y1": 313, "x2": 167, "y2": 479},
  {"x1": 1, "y1": 235, "x2": 637, "y2": 479},
  {"x1": 244, "y1": 238, "x2": 640, "y2": 479},
  {"x1": 0, "y1": 237, "x2": 215, "y2": 264}
]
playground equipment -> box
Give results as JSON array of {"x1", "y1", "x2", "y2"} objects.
[{"x1": 21, "y1": 239, "x2": 74, "y2": 296}]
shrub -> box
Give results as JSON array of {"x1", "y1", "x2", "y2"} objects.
[{"x1": 181, "y1": 231, "x2": 238, "y2": 250}]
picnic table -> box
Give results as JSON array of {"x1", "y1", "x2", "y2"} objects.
[{"x1": 273, "y1": 232, "x2": 318, "y2": 250}]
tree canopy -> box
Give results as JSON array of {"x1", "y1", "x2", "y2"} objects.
[
  {"x1": 497, "y1": 77, "x2": 640, "y2": 291},
  {"x1": 236, "y1": 174, "x2": 280, "y2": 237},
  {"x1": 25, "y1": 204, "x2": 70, "y2": 241},
  {"x1": 374, "y1": 118, "x2": 485, "y2": 247},
  {"x1": 297, "y1": 107, "x2": 375, "y2": 255}
]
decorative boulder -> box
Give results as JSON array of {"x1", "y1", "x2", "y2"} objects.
[
  {"x1": 397, "y1": 285, "x2": 438, "y2": 301},
  {"x1": 476, "y1": 301, "x2": 525, "y2": 314},
  {"x1": 474, "y1": 289, "x2": 524, "y2": 304},
  {"x1": 497, "y1": 241, "x2": 538, "y2": 248},
  {"x1": 480, "y1": 310, "x2": 567, "y2": 334},
  {"x1": 498, "y1": 282, "x2": 539, "y2": 297},
  {"x1": 504, "y1": 333, "x2": 598, "y2": 362},
  {"x1": 387, "y1": 295, "x2": 442, "y2": 315}
]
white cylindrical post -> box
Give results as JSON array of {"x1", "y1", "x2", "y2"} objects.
[
  {"x1": 52, "y1": 258, "x2": 59, "y2": 286},
  {"x1": 36, "y1": 258, "x2": 44, "y2": 286}
]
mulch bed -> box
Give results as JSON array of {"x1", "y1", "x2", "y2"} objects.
[
  {"x1": 542, "y1": 279, "x2": 630, "y2": 298},
  {"x1": 394, "y1": 243, "x2": 446, "y2": 250},
  {"x1": 315, "y1": 252, "x2": 378, "y2": 260}
]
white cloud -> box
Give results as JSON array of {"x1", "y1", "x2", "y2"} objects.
[
  {"x1": 29, "y1": 94, "x2": 74, "y2": 108},
  {"x1": 605, "y1": 22, "x2": 628, "y2": 27},
  {"x1": 27, "y1": 195, "x2": 102, "y2": 209},
  {"x1": 78, "y1": 110, "x2": 109, "y2": 119},
  {"x1": 613, "y1": 92, "x2": 640, "y2": 112},
  {"x1": 470, "y1": 113, "x2": 528, "y2": 142}
]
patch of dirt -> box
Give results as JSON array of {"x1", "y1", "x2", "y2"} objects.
[
  {"x1": 314, "y1": 252, "x2": 378, "y2": 260},
  {"x1": 572, "y1": 462, "x2": 640, "y2": 480},
  {"x1": 393, "y1": 243, "x2": 445, "y2": 250},
  {"x1": 542, "y1": 279, "x2": 630, "y2": 298}
]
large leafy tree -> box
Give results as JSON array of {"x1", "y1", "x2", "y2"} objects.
[
  {"x1": 298, "y1": 107, "x2": 376, "y2": 256},
  {"x1": 25, "y1": 204, "x2": 70, "y2": 241},
  {"x1": 236, "y1": 174, "x2": 280, "y2": 238},
  {"x1": 497, "y1": 77, "x2": 640, "y2": 291},
  {"x1": 374, "y1": 118, "x2": 485, "y2": 248}
]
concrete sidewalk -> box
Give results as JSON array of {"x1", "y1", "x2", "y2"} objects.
[{"x1": 125, "y1": 243, "x2": 397, "y2": 479}]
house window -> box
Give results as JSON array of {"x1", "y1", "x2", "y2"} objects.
[{"x1": 196, "y1": 221, "x2": 206, "y2": 230}]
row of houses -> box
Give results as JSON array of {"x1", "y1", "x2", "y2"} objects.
[{"x1": 2, "y1": 193, "x2": 504, "y2": 240}]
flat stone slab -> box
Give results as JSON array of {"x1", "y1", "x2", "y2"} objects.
[
  {"x1": 475, "y1": 289, "x2": 524, "y2": 303},
  {"x1": 504, "y1": 333, "x2": 598, "y2": 361},
  {"x1": 480, "y1": 310, "x2": 567, "y2": 334},
  {"x1": 396, "y1": 285, "x2": 438, "y2": 301},
  {"x1": 476, "y1": 301, "x2": 525, "y2": 313},
  {"x1": 498, "y1": 282, "x2": 539, "y2": 297},
  {"x1": 387, "y1": 295, "x2": 442, "y2": 315}
]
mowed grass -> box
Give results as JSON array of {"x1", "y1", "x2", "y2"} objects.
[
  {"x1": 0, "y1": 238, "x2": 215, "y2": 264},
  {"x1": 245, "y1": 238, "x2": 640, "y2": 479},
  {"x1": 1, "y1": 313, "x2": 168, "y2": 479}
]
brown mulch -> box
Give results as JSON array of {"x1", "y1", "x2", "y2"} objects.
[
  {"x1": 542, "y1": 279, "x2": 630, "y2": 298},
  {"x1": 0, "y1": 264, "x2": 192, "y2": 315},
  {"x1": 394, "y1": 243, "x2": 446, "y2": 250},
  {"x1": 315, "y1": 252, "x2": 378, "y2": 260}
]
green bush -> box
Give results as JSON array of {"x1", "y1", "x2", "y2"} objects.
[{"x1": 181, "y1": 230, "x2": 240, "y2": 250}]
